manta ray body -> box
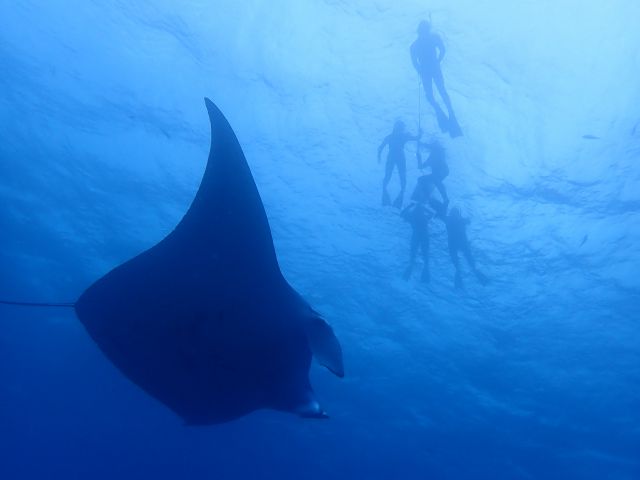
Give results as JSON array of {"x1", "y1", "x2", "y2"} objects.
[{"x1": 74, "y1": 99, "x2": 343, "y2": 424}]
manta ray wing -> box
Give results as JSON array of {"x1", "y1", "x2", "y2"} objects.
[{"x1": 75, "y1": 99, "x2": 343, "y2": 424}]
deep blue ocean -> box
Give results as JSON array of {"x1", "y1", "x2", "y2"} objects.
[{"x1": 1, "y1": 1, "x2": 639, "y2": 479}]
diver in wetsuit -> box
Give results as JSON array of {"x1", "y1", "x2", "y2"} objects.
[
  {"x1": 430, "y1": 198, "x2": 488, "y2": 289},
  {"x1": 414, "y1": 140, "x2": 449, "y2": 204},
  {"x1": 378, "y1": 120, "x2": 422, "y2": 208},
  {"x1": 410, "y1": 20, "x2": 462, "y2": 138},
  {"x1": 401, "y1": 198, "x2": 432, "y2": 282}
]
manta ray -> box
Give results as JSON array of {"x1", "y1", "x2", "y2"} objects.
[{"x1": 3, "y1": 98, "x2": 344, "y2": 424}]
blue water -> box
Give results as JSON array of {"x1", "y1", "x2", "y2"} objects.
[{"x1": 1, "y1": 1, "x2": 639, "y2": 479}]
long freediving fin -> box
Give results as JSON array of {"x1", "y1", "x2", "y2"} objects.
[{"x1": 434, "y1": 106, "x2": 449, "y2": 133}]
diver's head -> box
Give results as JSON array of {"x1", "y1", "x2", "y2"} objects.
[
  {"x1": 393, "y1": 120, "x2": 406, "y2": 134},
  {"x1": 417, "y1": 20, "x2": 431, "y2": 36}
]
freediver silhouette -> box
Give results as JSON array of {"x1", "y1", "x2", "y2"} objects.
[
  {"x1": 430, "y1": 198, "x2": 488, "y2": 289},
  {"x1": 410, "y1": 20, "x2": 462, "y2": 138},
  {"x1": 413, "y1": 139, "x2": 449, "y2": 205},
  {"x1": 401, "y1": 197, "x2": 433, "y2": 283},
  {"x1": 378, "y1": 120, "x2": 422, "y2": 208}
]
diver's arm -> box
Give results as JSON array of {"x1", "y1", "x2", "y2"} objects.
[
  {"x1": 436, "y1": 35, "x2": 446, "y2": 62},
  {"x1": 410, "y1": 42, "x2": 420, "y2": 73}
]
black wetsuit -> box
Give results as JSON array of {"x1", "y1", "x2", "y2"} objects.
[
  {"x1": 410, "y1": 31, "x2": 461, "y2": 137},
  {"x1": 416, "y1": 142, "x2": 449, "y2": 203},
  {"x1": 430, "y1": 198, "x2": 486, "y2": 287},
  {"x1": 384, "y1": 132, "x2": 411, "y2": 191},
  {"x1": 380, "y1": 130, "x2": 420, "y2": 207}
]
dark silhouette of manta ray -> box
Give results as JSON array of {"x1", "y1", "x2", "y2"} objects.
[{"x1": 66, "y1": 98, "x2": 344, "y2": 424}]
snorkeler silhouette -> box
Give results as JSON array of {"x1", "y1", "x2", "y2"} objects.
[
  {"x1": 378, "y1": 120, "x2": 422, "y2": 208},
  {"x1": 401, "y1": 197, "x2": 433, "y2": 283},
  {"x1": 430, "y1": 198, "x2": 488, "y2": 289},
  {"x1": 410, "y1": 20, "x2": 462, "y2": 138},
  {"x1": 414, "y1": 140, "x2": 449, "y2": 204}
]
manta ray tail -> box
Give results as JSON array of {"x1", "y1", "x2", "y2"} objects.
[{"x1": 0, "y1": 299, "x2": 76, "y2": 308}]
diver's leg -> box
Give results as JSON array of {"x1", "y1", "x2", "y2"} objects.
[
  {"x1": 424, "y1": 174, "x2": 436, "y2": 200},
  {"x1": 393, "y1": 158, "x2": 407, "y2": 208},
  {"x1": 382, "y1": 157, "x2": 393, "y2": 205},
  {"x1": 422, "y1": 73, "x2": 449, "y2": 132},
  {"x1": 462, "y1": 243, "x2": 488, "y2": 285},
  {"x1": 404, "y1": 231, "x2": 420, "y2": 280},
  {"x1": 433, "y1": 68, "x2": 462, "y2": 137},
  {"x1": 433, "y1": 67, "x2": 453, "y2": 116},
  {"x1": 435, "y1": 179, "x2": 449, "y2": 204},
  {"x1": 421, "y1": 73, "x2": 438, "y2": 110},
  {"x1": 420, "y1": 233, "x2": 430, "y2": 283},
  {"x1": 449, "y1": 242, "x2": 463, "y2": 289},
  {"x1": 461, "y1": 243, "x2": 476, "y2": 269}
]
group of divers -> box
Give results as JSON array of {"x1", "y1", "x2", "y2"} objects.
[{"x1": 377, "y1": 20, "x2": 488, "y2": 290}]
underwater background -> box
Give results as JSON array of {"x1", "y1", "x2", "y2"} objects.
[{"x1": 1, "y1": 1, "x2": 639, "y2": 479}]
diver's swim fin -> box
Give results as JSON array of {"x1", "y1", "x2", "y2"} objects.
[{"x1": 434, "y1": 107, "x2": 449, "y2": 133}]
